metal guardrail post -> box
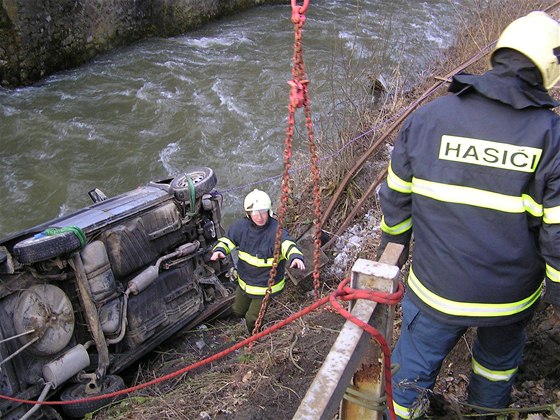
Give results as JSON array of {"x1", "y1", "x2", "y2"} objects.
[
  {"x1": 340, "y1": 243, "x2": 403, "y2": 419},
  {"x1": 293, "y1": 243, "x2": 404, "y2": 420}
]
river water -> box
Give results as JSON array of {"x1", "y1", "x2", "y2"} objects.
[{"x1": 0, "y1": 0, "x2": 462, "y2": 238}]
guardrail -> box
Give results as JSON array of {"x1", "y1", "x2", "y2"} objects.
[{"x1": 293, "y1": 242, "x2": 405, "y2": 419}]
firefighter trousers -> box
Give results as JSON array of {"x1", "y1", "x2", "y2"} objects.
[
  {"x1": 391, "y1": 294, "x2": 529, "y2": 419},
  {"x1": 232, "y1": 285, "x2": 266, "y2": 333}
]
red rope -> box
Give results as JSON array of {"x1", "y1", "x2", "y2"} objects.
[
  {"x1": 331, "y1": 278, "x2": 403, "y2": 420},
  {"x1": 0, "y1": 278, "x2": 402, "y2": 420},
  {"x1": 0, "y1": 296, "x2": 330, "y2": 407}
]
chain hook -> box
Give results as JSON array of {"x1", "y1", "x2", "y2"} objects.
[
  {"x1": 291, "y1": 0, "x2": 309, "y2": 24},
  {"x1": 291, "y1": 0, "x2": 310, "y2": 13}
]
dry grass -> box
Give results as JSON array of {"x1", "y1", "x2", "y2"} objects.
[
  {"x1": 92, "y1": 1, "x2": 560, "y2": 419},
  {"x1": 288, "y1": 0, "x2": 560, "y2": 238}
]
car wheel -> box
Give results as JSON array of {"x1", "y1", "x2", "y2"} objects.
[
  {"x1": 12, "y1": 231, "x2": 82, "y2": 264},
  {"x1": 59, "y1": 375, "x2": 126, "y2": 418},
  {"x1": 171, "y1": 167, "x2": 217, "y2": 201},
  {"x1": 38, "y1": 406, "x2": 64, "y2": 419}
]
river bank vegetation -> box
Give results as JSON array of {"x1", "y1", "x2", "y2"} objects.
[{"x1": 92, "y1": 1, "x2": 560, "y2": 419}]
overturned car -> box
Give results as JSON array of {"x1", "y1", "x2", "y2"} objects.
[{"x1": 0, "y1": 167, "x2": 234, "y2": 419}]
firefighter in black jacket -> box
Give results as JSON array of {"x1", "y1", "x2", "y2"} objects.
[
  {"x1": 210, "y1": 189, "x2": 305, "y2": 333},
  {"x1": 378, "y1": 12, "x2": 560, "y2": 419}
]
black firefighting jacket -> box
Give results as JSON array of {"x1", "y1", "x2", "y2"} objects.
[
  {"x1": 213, "y1": 216, "x2": 304, "y2": 298},
  {"x1": 379, "y1": 52, "x2": 560, "y2": 326}
]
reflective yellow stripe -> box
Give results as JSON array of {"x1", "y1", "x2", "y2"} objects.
[
  {"x1": 544, "y1": 204, "x2": 560, "y2": 224},
  {"x1": 238, "y1": 250, "x2": 284, "y2": 267},
  {"x1": 412, "y1": 177, "x2": 544, "y2": 216},
  {"x1": 472, "y1": 358, "x2": 517, "y2": 382},
  {"x1": 387, "y1": 163, "x2": 412, "y2": 194},
  {"x1": 547, "y1": 264, "x2": 560, "y2": 283},
  {"x1": 393, "y1": 401, "x2": 412, "y2": 419},
  {"x1": 282, "y1": 240, "x2": 303, "y2": 260},
  {"x1": 381, "y1": 215, "x2": 413, "y2": 235},
  {"x1": 408, "y1": 267, "x2": 542, "y2": 317},
  {"x1": 523, "y1": 194, "x2": 543, "y2": 217},
  {"x1": 238, "y1": 277, "x2": 285, "y2": 295},
  {"x1": 214, "y1": 237, "x2": 235, "y2": 253},
  {"x1": 392, "y1": 400, "x2": 425, "y2": 419}
]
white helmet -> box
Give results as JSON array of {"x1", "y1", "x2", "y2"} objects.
[
  {"x1": 491, "y1": 11, "x2": 560, "y2": 89},
  {"x1": 244, "y1": 189, "x2": 272, "y2": 215}
]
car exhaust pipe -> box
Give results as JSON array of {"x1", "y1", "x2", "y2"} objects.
[
  {"x1": 127, "y1": 265, "x2": 159, "y2": 295},
  {"x1": 128, "y1": 241, "x2": 200, "y2": 295}
]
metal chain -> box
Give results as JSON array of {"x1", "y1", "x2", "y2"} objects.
[
  {"x1": 291, "y1": 0, "x2": 322, "y2": 300},
  {"x1": 251, "y1": 0, "x2": 321, "y2": 341}
]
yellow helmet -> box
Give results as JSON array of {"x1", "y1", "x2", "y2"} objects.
[
  {"x1": 244, "y1": 189, "x2": 272, "y2": 215},
  {"x1": 491, "y1": 11, "x2": 560, "y2": 89}
]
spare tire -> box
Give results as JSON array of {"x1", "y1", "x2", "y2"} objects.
[
  {"x1": 171, "y1": 167, "x2": 217, "y2": 202},
  {"x1": 13, "y1": 231, "x2": 82, "y2": 264},
  {"x1": 60, "y1": 375, "x2": 126, "y2": 418}
]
